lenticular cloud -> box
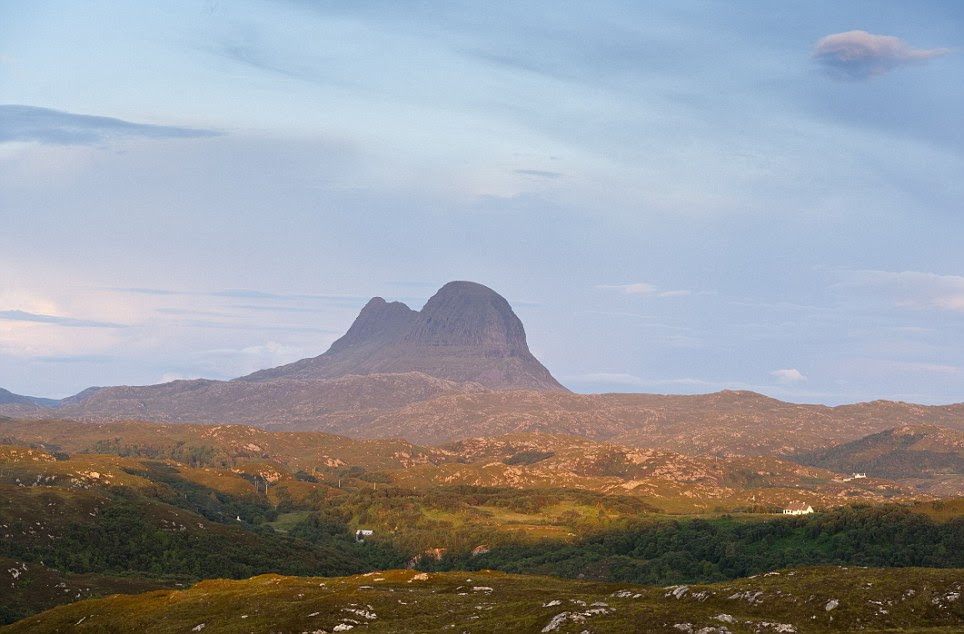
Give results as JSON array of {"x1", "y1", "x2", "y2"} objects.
[{"x1": 812, "y1": 30, "x2": 950, "y2": 79}]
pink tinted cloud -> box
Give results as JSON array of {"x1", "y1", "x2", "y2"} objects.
[{"x1": 813, "y1": 30, "x2": 951, "y2": 79}]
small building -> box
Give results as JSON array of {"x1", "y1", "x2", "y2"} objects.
[
  {"x1": 782, "y1": 502, "x2": 814, "y2": 515},
  {"x1": 851, "y1": 472, "x2": 866, "y2": 479},
  {"x1": 355, "y1": 529, "x2": 374, "y2": 543}
]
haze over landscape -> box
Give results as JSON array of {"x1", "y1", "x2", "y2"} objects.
[{"x1": 2, "y1": 1, "x2": 963, "y2": 405}]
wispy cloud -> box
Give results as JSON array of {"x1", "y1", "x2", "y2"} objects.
[
  {"x1": 0, "y1": 309, "x2": 125, "y2": 328},
  {"x1": 771, "y1": 368, "x2": 806, "y2": 384},
  {"x1": 843, "y1": 358, "x2": 960, "y2": 378},
  {"x1": 837, "y1": 269, "x2": 964, "y2": 313},
  {"x1": 111, "y1": 287, "x2": 369, "y2": 305},
  {"x1": 597, "y1": 282, "x2": 691, "y2": 298},
  {"x1": 812, "y1": 30, "x2": 951, "y2": 80},
  {"x1": 571, "y1": 372, "x2": 650, "y2": 386},
  {"x1": 514, "y1": 169, "x2": 562, "y2": 179},
  {"x1": 35, "y1": 354, "x2": 115, "y2": 364},
  {"x1": 0, "y1": 105, "x2": 220, "y2": 145}
]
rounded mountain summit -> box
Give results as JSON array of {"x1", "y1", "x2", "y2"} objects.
[{"x1": 239, "y1": 281, "x2": 568, "y2": 392}]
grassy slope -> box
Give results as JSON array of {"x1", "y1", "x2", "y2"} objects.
[
  {"x1": 0, "y1": 557, "x2": 178, "y2": 626},
  {"x1": 2, "y1": 567, "x2": 962, "y2": 633}
]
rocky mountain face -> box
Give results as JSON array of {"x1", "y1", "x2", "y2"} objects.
[{"x1": 240, "y1": 281, "x2": 567, "y2": 391}]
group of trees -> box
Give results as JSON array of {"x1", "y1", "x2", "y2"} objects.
[{"x1": 423, "y1": 504, "x2": 964, "y2": 585}]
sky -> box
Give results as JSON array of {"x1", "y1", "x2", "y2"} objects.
[{"x1": 1, "y1": 1, "x2": 962, "y2": 405}]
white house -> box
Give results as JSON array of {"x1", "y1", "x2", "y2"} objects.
[
  {"x1": 782, "y1": 502, "x2": 814, "y2": 515},
  {"x1": 355, "y1": 529, "x2": 374, "y2": 543}
]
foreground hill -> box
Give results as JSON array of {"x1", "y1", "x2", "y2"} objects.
[
  {"x1": 3, "y1": 566, "x2": 962, "y2": 633},
  {"x1": 1, "y1": 427, "x2": 961, "y2": 627}
]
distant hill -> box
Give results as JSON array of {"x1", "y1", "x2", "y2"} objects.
[
  {"x1": 7, "y1": 567, "x2": 964, "y2": 633},
  {"x1": 791, "y1": 424, "x2": 964, "y2": 496},
  {"x1": 3, "y1": 385, "x2": 964, "y2": 456},
  {"x1": 0, "y1": 388, "x2": 58, "y2": 408},
  {"x1": 16, "y1": 372, "x2": 483, "y2": 427},
  {"x1": 291, "y1": 388, "x2": 964, "y2": 455},
  {"x1": 239, "y1": 281, "x2": 567, "y2": 391}
]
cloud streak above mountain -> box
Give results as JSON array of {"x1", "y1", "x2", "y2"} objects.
[{"x1": 0, "y1": 310, "x2": 125, "y2": 329}]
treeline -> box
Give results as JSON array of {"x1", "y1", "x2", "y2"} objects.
[
  {"x1": 124, "y1": 461, "x2": 278, "y2": 525},
  {"x1": 422, "y1": 504, "x2": 964, "y2": 585},
  {"x1": 0, "y1": 493, "x2": 369, "y2": 581},
  {"x1": 83, "y1": 439, "x2": 233, "y2": 468}
]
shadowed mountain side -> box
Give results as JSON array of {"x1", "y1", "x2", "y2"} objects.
[
  {"x1": 8, "y1": 373, "x2": 484, "y2": 426},
  {"x1": 238, "y1": 281, "x2": 567, "y2": 392}
]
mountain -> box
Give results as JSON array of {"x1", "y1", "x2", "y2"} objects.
[
  {"x1": 2, "y1": 282, "x2": 963, "y2": 456},
  {"x1": 0, "y1": 388, "x2": 58, "y2": 408},
  {"x1": 239, "y1": 280, "x2": 567, "y2": 391},
  {"x1": 791, "y1": 424, "x2": 964, "y2": 496}
]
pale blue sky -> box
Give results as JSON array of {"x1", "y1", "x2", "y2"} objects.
[{"x1": 1, "y1": 1, "x2": 962, "y2": 404}]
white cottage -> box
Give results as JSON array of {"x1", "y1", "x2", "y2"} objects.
[{"x1": 782, "y1": 502, "x2": 814, "y2": 515}]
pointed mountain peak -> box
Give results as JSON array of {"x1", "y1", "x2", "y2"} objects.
[{"x1": 328, "y1": 296, "x2": 417, "y2": 354}]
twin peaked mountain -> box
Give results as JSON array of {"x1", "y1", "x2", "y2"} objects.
[
  {"x1": 238, "y1": 280, "x2": 566, "y2": 392},
  {"x1": 0, "y1": 281, "x2": 569, "y2": 431}
]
